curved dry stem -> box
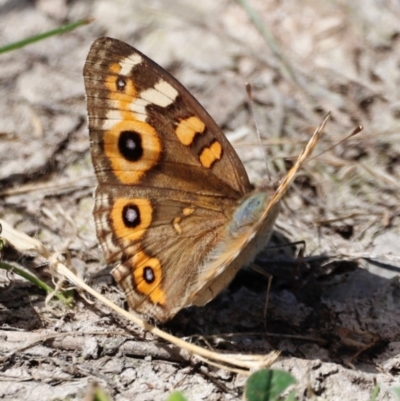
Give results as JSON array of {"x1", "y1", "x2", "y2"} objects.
[{"x1": 0, "y1": 218, "x2": 278, "y2": 372}]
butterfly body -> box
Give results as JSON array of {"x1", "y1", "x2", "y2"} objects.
[{"x1": 84, "y1": 37, "x2": 319, "y2": 322}]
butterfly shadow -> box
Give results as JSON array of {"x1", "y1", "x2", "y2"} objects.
[{"x1": 166, "y1": 232, "x2": 400, "y2": 372}]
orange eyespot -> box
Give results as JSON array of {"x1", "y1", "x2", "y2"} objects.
[{"x1": 132, "y1": 251, "x2": 166, "y2": 305}]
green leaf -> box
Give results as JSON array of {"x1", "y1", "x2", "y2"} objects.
[
  {"x1": 166, "y1": 391, "x2": 188, "y2": 401},
  {"x1": 370, "y1": 384, "x2": 380, "y2": 401},
  {"x1": 244, "y1": 369, "x2": 297, "y2": 401}
]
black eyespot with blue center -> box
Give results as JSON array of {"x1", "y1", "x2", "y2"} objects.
[
  {"x1": 116, "y1": 77, "x2": 126, "y2": 91},
  {"x1": 143, "y1": 266, "x2": 155, "y2": 284},
  {"x1": 118, "y1": 131, "x2": 143, "y2": 162},
  {"x1": 122, "y1": 204, "x2": 140, "y2": 228}
]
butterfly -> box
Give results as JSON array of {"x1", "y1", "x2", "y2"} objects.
[{"x1": 83, "y1": 37, "x2": 324, "y2": 323}]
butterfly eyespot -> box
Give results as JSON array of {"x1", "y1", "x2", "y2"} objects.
[
  {"x1": 106, "y1": 72, "x2": 136, "y2": 98},
  {"x1": 103, "y1": 119, "x2": 161, "y2": 184},
  {"x1": 143, "y1": 266, "x2": 155, "y2": 284},
  {"x1": 122, "y1": 203, "x2": 141, "y2": 228},
  {"x1": 118, "y1": 131, "x2": 143, "y2": 162},
  {"x1": 116, "y1": 77, "x2": 126, "y2": 91},
  {"x1": 132, "y1": 251, "x2": 166, "y2": 304},
  {"x1": 111, "y1": 198, "x2": 152, "y2": 242}
]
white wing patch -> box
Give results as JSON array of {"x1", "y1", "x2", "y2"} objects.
[
  {"x1": 103, "y1": 110, "x2": 123, "y2": 130},
  {"x1": 140, "y1": 80, "x2": 178, "y2": 107},
  {"x1": 129, "y1": 98, "x2": 150, "y2": 122},
  {"x1": 119, "y1": 53, "x2": 143, "y2": 76}
]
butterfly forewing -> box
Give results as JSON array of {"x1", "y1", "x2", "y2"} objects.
[{"x1": 84, "y1": 37, "x2": 252, "y2": 197}]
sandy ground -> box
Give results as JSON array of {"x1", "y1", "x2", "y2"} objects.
[{"x1": 1, "y1": 0, "x2": 400, "y2": 400}]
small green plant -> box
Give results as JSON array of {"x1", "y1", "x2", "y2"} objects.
[
  {"x1": 0, "y1": 259, "x2": 74, "y2": 307},
  {"x1": 370, "y1": 384, "x2": 380, "y2": 401},
  {"x1": 244, "y1": 369, "x2": 296, "y2": 401},
  {"x1": 166, "y1": 391, "x2": 188, "y2": 401},
  {"x1": 92, "y1": 386, "x2": 111, "y2": 401}
]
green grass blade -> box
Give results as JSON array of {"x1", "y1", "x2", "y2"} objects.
[
  {"x1": 0, "y1": 18, "x2": 93, "y2": 54},
  {"x1": 0, "y1": 261, "x2": 73, "y2": 307}
]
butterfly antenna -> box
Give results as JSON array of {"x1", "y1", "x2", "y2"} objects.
[
  {"x1": 309, "y1": 124, "x2": 363, "y2": 161},
  {"x1": 259, "y1": 113, "x2": 330, "y2": 223},
  {"x1": 246, "y1": 83, "x2": 271, "y2": 181}
]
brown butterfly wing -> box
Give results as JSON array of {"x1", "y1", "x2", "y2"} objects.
[
  {"x1": 84, "y1": 37, "x2": 251, "y2": 196},
  {"x1": 84, "y1": 37, "x2": 252, "y2": 321}
]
